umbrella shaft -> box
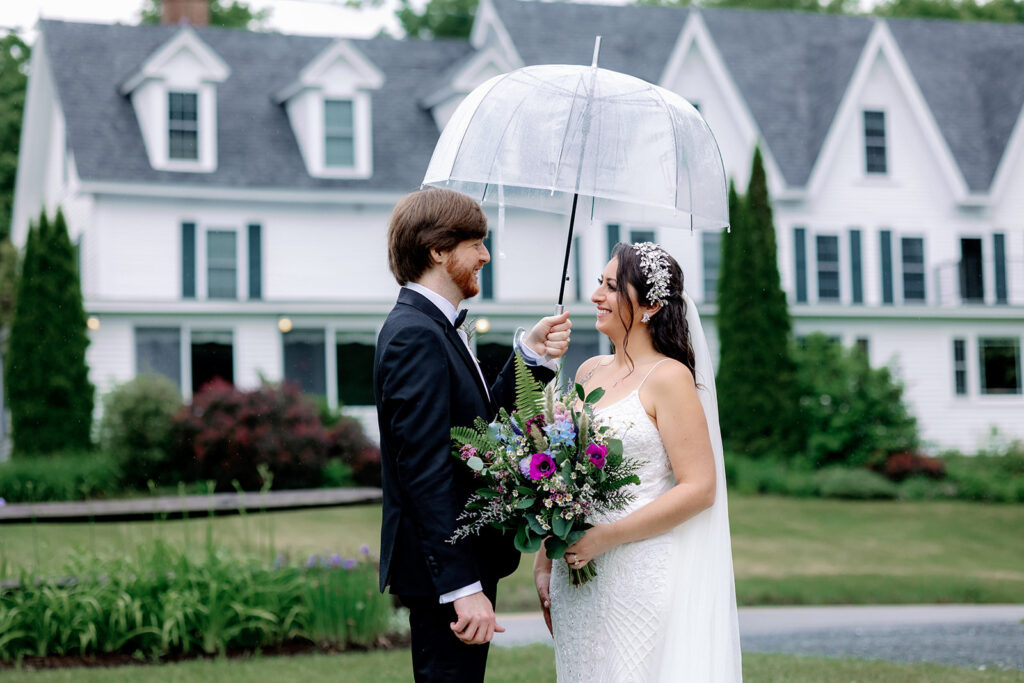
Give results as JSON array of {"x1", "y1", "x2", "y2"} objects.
[{"x1": 557, "y1": 192, "x2": 580, "y2": 307}]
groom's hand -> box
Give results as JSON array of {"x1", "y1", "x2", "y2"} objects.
[
  {"x1": 451, "y1": 592, "x2": 505, "y2": 645},
  {"x1": 524, "y1": 311, "x2": 572, "y2": 359}
]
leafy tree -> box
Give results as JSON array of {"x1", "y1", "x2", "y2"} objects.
[
  {"x1": 139, "y1": 0, "x2": 271, "y2": 30},
  {"x1": 716, "y1": 149, "x2": 804, "y2": 458},
  {"x1": 6, "y1": 208, "x2": 94, "y2": 454},
  {"x1": 0, "y1": 32, "x2": 29, "y2": 242},
  {"x1": 349, "y1": 0, "x2": 477, "y2": 38},
  {"x1": 795, "y1": 334, "x2": 918, "y2": 469}
]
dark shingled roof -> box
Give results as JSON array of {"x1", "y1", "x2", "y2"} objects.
[
  {"x1": 887, "y1": 17, "x2": 1024, "y2": 192},
  {"x1": 41, "y1": 3, "x2": 1024, "y2": 193},
  {"x1": 491, "y1": 0, "x2": 1024, "y2": 191},
  {"x1": 40, "y1": 19, "x2": 472, "y2": 192}
]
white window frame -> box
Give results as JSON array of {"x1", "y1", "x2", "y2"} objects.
[
  {"x1": 863, "y1": 109, "x2": 888, "y2": 176},
  {"x1": 814, "y1": 233, "x2": 842, "y2": 303},
  {"x1": 899, "y1": 234, "x2": 927, "y2": 304}
]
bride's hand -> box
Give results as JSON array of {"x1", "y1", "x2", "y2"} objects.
[
  {"x1": 533, "y1": 551, "x2": 554, "y2": 636},
  {"x1": 565, "y1": 524, "x2": 616, "y2": 569}
]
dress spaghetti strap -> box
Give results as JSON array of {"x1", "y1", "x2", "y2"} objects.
[{"x1": 637, "y1": 358, "x2": 671, "y2": 390}]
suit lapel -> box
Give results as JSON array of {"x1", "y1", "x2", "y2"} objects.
[{"x1": 397, "y1": 288, "x2": 492, "y2": 411}]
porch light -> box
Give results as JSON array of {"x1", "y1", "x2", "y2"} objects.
[
  {"x1": 277, "y1": 317, "x2": 293, "y2": 333},
  {"x1": 86, "y1": 316, "x2": 100, "y2": 331},
  {"x1": 474, "y1": 317, "x2": 491, "y2": 334}
]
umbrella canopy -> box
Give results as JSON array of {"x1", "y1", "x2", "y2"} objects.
[{"x1": 424, "y1": 62, "x2": 728, "y2": 231}]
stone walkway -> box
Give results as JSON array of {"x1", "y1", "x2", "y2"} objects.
[
  {"x1": 0, "y1": 487, "x2": 382, "y2": 524},
  {"x1": 494, "y1": 604, "x2": 1024, "y2": 672}
]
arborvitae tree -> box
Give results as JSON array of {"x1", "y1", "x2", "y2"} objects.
[
  {"x1": 6, "y1": 208, "x2": 94, "y2": 453},
  {"x1": 716, "y1": 149, "x2": 805, "y2": 458}
]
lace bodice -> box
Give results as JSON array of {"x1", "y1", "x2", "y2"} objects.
[{"x1": 591, "y1": 390, "x2": 676, "y2": 524}]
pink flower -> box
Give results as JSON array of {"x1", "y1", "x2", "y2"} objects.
[
  {"x1": 586, "y1": 443, "x2": 607, "y2": 469},
  {"x1": 528, "y1": 452, "x2": 556, "y2": 480}
]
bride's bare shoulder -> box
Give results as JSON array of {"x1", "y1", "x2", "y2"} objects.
[{"x1": 575, "y1": 355, "x2": 612, "y2": 383}]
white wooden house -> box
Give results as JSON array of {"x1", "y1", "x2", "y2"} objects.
[{"x1": 11, "y1": 0, "x2": 1024, "y2": 452}]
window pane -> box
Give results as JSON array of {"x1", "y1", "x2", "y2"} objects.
[
  {"x1": 207, "y1": 230, "x2": 236, "y2": 299},
  {"x1": 953, "y1": 338, "x2": 967, "y2": 396},
  {"x1": 168, "y1": 92, "x2": 199, "y2": 161},
  {"x1": 816, "y1": 235, "x2": 840, "y2": 301},
  {"x1": 325, "y1": 136, "x2": 355, "y2": 167},
  {"x1": 702, "y1": 230, "x2": 722, "y2": 303},
  {"x1": 284, "y1": 329, "x2": 326, "y2": 396},
  {"x1": 169, "y1": 92, "x2": 198, "y2": 122},
  {"x1": 325, "y1": 99, "x2": 354, "y2": 132},
  {"x1": 979, "y1": 339, "x2": 1021, "y2": 395},
  {"x1": 337, "y1": 341, "x2": 376, "y2": 405},
  {"x1": 902, "y1": 237, "x2": 925, "y2": 302},
  {"x1": 630, "y1": 230, "x2": 656, "y2": 244},
  {"x1": 135, "y1": 327, "x2": 182, "y2": 389},
  {"x1": 864, "y1": 111, "x2": 887, "y2": 174},
  {"x1": 169, "y1": 130, "x2": 198, "y2": 160}
]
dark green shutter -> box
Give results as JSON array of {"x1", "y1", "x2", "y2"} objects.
[
  {"x1": 248, "y1": 223, "x2": 262, "y2": 300},
  {"x1": 182, "y1": 222, "x2": 195, "y2": 299}
]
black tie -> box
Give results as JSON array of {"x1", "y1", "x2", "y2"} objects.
[{"x1": 453, "y1": 309, "x2": 468, "y2": 329}]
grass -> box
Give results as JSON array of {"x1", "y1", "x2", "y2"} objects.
[
  {"x1": 3, "y1": 497, "x2": 1023, "y2": 611},
  {"x1": 1, "y1": 647, "x2": 1020, "y2": 682}
]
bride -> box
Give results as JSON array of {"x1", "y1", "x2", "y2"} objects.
[{"x1": 533, "y1": 242, "x2": 742, "y2": 681}]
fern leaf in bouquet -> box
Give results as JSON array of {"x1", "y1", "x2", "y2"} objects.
[{"x1": 513, "y1": 351, "x2": 544, "y2": 422}]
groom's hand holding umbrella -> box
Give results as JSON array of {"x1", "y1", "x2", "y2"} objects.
[{"x1": 523, "y1": 311, "x2": 572, "y2": 360}]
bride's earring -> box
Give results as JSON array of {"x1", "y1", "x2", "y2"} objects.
[{"x1": 641, "y1": 312, "x2": 651, "y2": 323}]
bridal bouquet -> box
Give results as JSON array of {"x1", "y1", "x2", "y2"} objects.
[{"x1": 449, "y1": 354, "x2": 640, "y2": 585}]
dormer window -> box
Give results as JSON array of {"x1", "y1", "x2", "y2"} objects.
[
  {"x1": 274, "y1": 39, "x2": 383, "y2": 180},
  {"x1": 324, "y1": 99, "x2": 355, "y2": 168},
  {"x1": 169, "y1": 92, "x2": 199, "y2": 161},
  {"x1": 120, "y1": 28, "x2": 229, "y2": 173}
]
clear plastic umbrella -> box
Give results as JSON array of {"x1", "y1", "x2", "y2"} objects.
[{"x1": 423, "y1": 40, "x2": 728, "y2": 309}]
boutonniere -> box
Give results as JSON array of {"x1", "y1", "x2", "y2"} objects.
[{"x1": 460, "y1": 318, "x2": 477, "y2": 343}]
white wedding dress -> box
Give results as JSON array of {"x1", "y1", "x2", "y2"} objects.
[{"x1": 549, "y1": 293, "x2": 742, "y2": 682}]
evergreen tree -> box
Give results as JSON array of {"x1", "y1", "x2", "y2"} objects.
[
  {"x1": 716, "y1": 149, "x2": 804, "y2": 458},
  {"x1": 5, "y1": 208, "x2": 94, "y2": 453}
]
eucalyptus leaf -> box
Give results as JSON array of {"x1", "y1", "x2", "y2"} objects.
[
  {"x1": 466, "y1": 456, "x2": 484, "y2": 471},
  {"x1": 476, "y1": 488, "x2": 499, "y2": 499},
  {"x1": 552, "y1": 514, "x2": 570, "y2": 539},
  {"x1": 545, "y1": 537, "x2": 568, "y2": 559},
  {"x1": 584, "y1": 387, "x2": 606, "y2": 404},
  {"x1": 575, "y1": 383, "x2": 586, "y2": 402},
  {"x1": 567, "y1": 529, "x2": 587, "y2": 545},
  {"x1": 516, "y1": 497, "x2": 535, "y2": 509},
  {"x1": 527, "y1": 515, "x2": 547, "y2": 537}
]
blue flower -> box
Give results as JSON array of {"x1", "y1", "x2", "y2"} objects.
[
  {"x1": 360, "y1": 545, "x2": 370, "y2": 556},
  {"x1": 0, "y1": 497, "x2": 5, "y2": 507},
  {"x1": 306, "y1": 554, "x2": 318, "y2": 569},
  {"x1": 544, "y1": 419, "x2": 577, "y2": 448},
  {"x1": 329, "y1": 553, "x2": 343, "y2": 567},
  {"x1": 344, "y1": 559, "x2": 356, "y2": 570}
]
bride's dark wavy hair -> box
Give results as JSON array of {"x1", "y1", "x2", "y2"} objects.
[{"x1": 612, "y1": 242, "x2": 696, "y2": 378}]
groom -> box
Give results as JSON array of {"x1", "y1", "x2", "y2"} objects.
[{"x1": 375, "y1": 188, "x2": 571, "y2": 682}]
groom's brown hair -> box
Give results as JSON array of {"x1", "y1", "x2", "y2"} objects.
[{"x1": 387, "y1": 188, "x2": 488, "y2": 286}]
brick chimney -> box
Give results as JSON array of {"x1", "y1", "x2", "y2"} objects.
[{"x1": 161, "y1": 0, "x2": 211, "y2": 26}]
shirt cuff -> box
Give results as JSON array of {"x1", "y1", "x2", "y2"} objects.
[
  {"x1": 439, "y1": 582, "x2": 484, "y2": 604},
  {"x1": 514, "y1": 327, "x2": 560, "y2": 372}
]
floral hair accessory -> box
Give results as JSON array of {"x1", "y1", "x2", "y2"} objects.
[{"x1": 632, "y1": 242, "x2": 671, "y2": 308}]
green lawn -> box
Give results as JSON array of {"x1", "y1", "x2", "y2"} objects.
[
  {"x1": 2, "y1": 647, "x2": 1020, "y2": 682},
  {"x1": 3, "y1": 497, "x2": 1023, "y2": 610}
]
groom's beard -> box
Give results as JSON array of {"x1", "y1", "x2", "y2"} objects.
[{"x1": 446, "y1": 258, "x2": 481, "y2": 299}]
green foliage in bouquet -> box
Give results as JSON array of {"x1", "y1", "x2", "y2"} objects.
[{"x1": 450, "y1": 354, "x2": 640, "y2": 584}]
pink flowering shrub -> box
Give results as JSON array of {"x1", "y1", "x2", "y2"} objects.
[{"x1": 173, "y1": 380, "x2": 329, "y2": 491}]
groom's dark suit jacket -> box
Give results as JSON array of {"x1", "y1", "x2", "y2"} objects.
[{"x1": 374, "y1": 287, "x2": 554, "y2": 598}]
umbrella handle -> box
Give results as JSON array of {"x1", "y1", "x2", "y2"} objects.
[{"x1": 554, "y1": 304, "x2": 565, "y2": 315}]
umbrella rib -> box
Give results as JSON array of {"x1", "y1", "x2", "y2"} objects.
[
  {"x1": 551, "y1": 72, "x2": 590, "y2": 195},
  {"x1": 447, "y1": 71, "x2": 517, "y2": 196},
  {"x1": 648, "y1": 84, "x2": 684, "y2": 218}
]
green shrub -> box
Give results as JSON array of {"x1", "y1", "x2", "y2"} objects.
[
  {"x1": 0, "y1": 451, "x2": 121, "y2": 503},
  {"x1": 99, "y1": 373, "x2": 183, "y2": 488},
  {"x1": 795, "y1": 334, "x2": 918, "y2": 469},
  {"x1": 0, "y1": 541, "x2": 393, "y2": 661},
  {"x1": 327, "y1": 416, "x2": 381, "y2": 488},
  {"x1": 897, "y1": 476, "x2": 957, "y2": 501},
  {"x1": 814, "y1": 466, "x2": 898, "y2": 500},
  {"x1": 725, "y1": 453, "x2": 817, "y2": 497}
]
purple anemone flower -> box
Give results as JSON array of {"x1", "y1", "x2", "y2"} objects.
[
  {"x1": 528, "y1": 452, "x2": 556, "y2": 480},
  {"x1": 586, "y1": 443, "x2": 608, "y2": 469}
]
